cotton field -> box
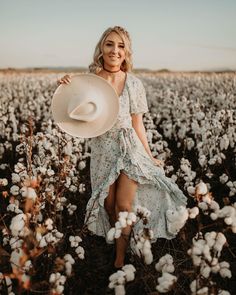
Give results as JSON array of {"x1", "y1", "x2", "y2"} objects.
[{"x1": 0, "y1": 71, "x2": 235, "y2": 295}]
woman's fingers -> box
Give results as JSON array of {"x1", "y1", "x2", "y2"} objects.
[{"x1": 57, "y1": 75, "x2": 72, "y2": 85}]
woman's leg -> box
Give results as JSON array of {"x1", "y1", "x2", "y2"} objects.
[
  {"x1": 104, "y1": 181, "x2": 117, "y2": 227},
  {"x1": 114, "y1": 172, "x2": 138, "y2": 268}
]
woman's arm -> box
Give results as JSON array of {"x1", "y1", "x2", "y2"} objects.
[
  {"x1": 131, "y1": 113, "x2": 164, "y2": 167},
  {"x1": 131, "y1": 113, "x2": 153, "y2": 158}
]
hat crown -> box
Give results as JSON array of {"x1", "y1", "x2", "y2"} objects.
[
  {"x1": 68, "y1": 95, "x2": 103, "y2": 122},
  {"x1": 67, "y1": 85, "x2": 103, "y2": 122}
]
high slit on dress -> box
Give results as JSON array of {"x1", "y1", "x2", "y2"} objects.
[{"x1": 84, "y1": 72, "x2": 188, "y2": 244}]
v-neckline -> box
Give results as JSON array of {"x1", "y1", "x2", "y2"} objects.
[
  {"x1": 95, "y1": 72, "x2": 128, "y2": 98},
  {"x1": 118, "y1": 72, "x2": 128, "y2": 98}
]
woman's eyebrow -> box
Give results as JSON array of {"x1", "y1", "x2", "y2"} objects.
[{"x1": 105, "y1": 40, "x2": 124, "y2": 44}]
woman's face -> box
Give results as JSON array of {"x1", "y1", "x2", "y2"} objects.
[{"x1": 102, "y1": 31, "x2": 126, "y2": 69}]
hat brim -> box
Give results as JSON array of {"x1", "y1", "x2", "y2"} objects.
[{"x1": 51, "y1": 73, "x2": 119, "y2": 138}]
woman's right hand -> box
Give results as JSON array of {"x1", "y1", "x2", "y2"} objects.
[{"x1": 57, "y1": 74, "x2": 72, "y2": 85}]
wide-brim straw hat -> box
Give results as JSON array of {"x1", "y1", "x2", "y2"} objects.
[{"x1": 51, "y1": 73, "x2": 119, "y2": 138}]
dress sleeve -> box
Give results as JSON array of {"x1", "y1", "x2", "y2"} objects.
[{"x1": 130, "y1": 77, "x2": 149, "y2": 114}]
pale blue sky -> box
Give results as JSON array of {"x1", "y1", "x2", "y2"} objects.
[{"x1": 0, "y1": 0, "x2": 236, "y2": 71}]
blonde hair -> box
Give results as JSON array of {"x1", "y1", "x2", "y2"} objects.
[{"x1": 88, "y1": 26, "x2": 133, "y2": 74}]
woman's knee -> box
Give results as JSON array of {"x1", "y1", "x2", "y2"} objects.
[{"x1": 115, "y1": 202, "x2": 132, "y2": 214}]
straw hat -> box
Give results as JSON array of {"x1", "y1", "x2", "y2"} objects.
[{"x1": 51, "y1": 73, "x2": 119, "y2": 138}]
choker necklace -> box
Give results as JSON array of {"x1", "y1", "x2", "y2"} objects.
[{"x1": 103, "y1": 67, "x2": 121, "y2": 73}]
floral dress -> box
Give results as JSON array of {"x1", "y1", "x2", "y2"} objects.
[{"x1": 84, "y1": 72, "x2": 188, "y2": 244}]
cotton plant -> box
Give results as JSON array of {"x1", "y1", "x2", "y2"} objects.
[
  {"x1": 226, "y1": 180, "x2": 236, "y2": 197},
  {"x1": 49, "y1": 272, "x2": 67, "y2": 295},
  {"x1": 166, "y1": 205, "x2": 189, "y2": 235},
  {"x1": 187, "y1": 231, "x2": 231, "y2": 294},
  {"x1": 63, "y1": 254, "x2": 75, "y2": 276},
  {"x1": 67, "y1": 203, "x2": 77, "y2": 215},
  {"x1": 108, "y1": 264, "x2": 136, "y2": 295},
  {"x1": 0, "y1": 273, "x2": 15, "y2": 295},
  {"x1": 130, "y1": 228, "x2": 154, "y2": 265},
  {"x1": 69, "y1": 235, "x2": 85, "y2": 260},
  {"x1": 107, "y1": 211, "x2": 137, "y2": 241},
  {"x1": 176, "y1": 158, "x2": 197, "y2": 189}
]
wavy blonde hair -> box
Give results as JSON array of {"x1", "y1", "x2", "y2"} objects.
[{"x1": 88, "y1": 26, "x2": 133, "y2": 74}]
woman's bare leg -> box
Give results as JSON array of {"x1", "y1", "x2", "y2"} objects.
[
  {"x1": 104, "y1": 181, "x2": 117, "y2": 227},
  {"x1": 114, "y1": 172, "x2": 138, "y2": 268}
]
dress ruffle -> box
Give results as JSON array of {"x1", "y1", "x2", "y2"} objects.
[{"x1": 84, "y1": 127, "x2": 188, "y2": 244}]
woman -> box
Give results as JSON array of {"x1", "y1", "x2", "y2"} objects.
[{"x1": 58, "y1": 26, "x2": 188, "y2": 270}]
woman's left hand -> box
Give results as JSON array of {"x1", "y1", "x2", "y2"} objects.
[{"x1": 151, "y1": 157, "x2": 164, "y2": 167}]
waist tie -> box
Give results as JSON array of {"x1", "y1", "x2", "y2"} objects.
[
  {"x1": 117, "y1": 127, "x2": 153, "y2": 179},
  {"x1": 118, "y1": 127, "x2": 139, "y2": 166}
]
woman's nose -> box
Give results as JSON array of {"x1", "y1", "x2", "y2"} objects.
[{"x1": 111, "y1": 46, "x2": 119, "y2": 54}]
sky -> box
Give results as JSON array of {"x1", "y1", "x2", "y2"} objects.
[{"x1": 0, "y1": 0, "x2": 236, "y2": 71}]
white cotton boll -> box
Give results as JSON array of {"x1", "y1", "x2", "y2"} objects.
[
  {"x1": 202, "y1": 195, "x2": 212, "y2": 204},
  {"x1": 198, "y1": 154, "x2": 207, "y2": 167},
  {"x1": 210, "y1": 200, "x2": 220, "y2": 211},
  {"x1": 45, "y1": 218, "x2": 53, "y2": 230},
  {"x1": 10, "y1": 213, "x2": 26, "y2": 237},
  {"x1": 119, "y1": 217, "x2": 127, "y2": 228},
  {"x1": 114, "y1": 229, "x2": 122, "y2": 239},
  {"x1": 187, "y1": 186, "x2": 195, "y2": 196},
  {"x1": 199, "y1": 202, "x2": 208, "y2": 211},
  {"x1": 190, "y1": 280, "x2": 197, "y2": 292},
  {"x1": 219, "y1": 173, "x2": 229, "y2": 184},
  {"x1": 163, "y1": 264, "x2": 175, "y2": 273},
  {"x1": 219, "y1": 261, "x2": 230, "y2": 269},
  {"x1": 192, "y1": 255, "x2": 201, "y2": 266},
  {"x1": 219, "y1": 268, "x2": 232, "y2": 278},
  {"x1": 210, "y1": 212, "x2": 219, "y2": 220},
  {"x1": 200, "y1": 265, "x2": 211, "y2": 278},
  {"x1": 65, "y1": 262, "x2": 72, "y2": 276},
  {"x1": 211, "y1": 264, "x2": 220, "y2": 273},
  {"x1": 10, "y1": 185, "x2": 20, "y2": 196},
  {"x1": 196, "y1": 182, "x2": 208, "y2": 195},
  {"x1": 75, "y1": 246, "x2": 85, "y2": 259},
  {"x1": 107, "y1": 228, "x2": 116, "y2": 241},
  {"x1": 197, "y1": 287, "x2": 208, "y2": 295},
  {"x1": 0, "y1": 178, "x2": 8, "y2": 186},
  {"x1": 27, "y1": 187, "x2": 37, "y2": 200},
  {"x1": 39, "y1": 237, "x2": 47, "y2": 248},
  {"x1": 224, "y1": 217, "x2": 233, "y2": 225},
  {"x1": 114, "y1": 284, "x2": 125, "y2": 295},
  {"x1": 78, "y1": 161, "x2": 86, "y2": 170},
  {"x1": 218, "y1": 290, "x2": 231, "y2": 295},
  {"x1": 56, "y1": 285, "x2": 64, "y2": 294},
  {"x1": 144, "y1": 252, "x2": 153, "y2": 265},
  {"x1": 188, "y1": 207, "x2": 199, "y2": 218},
  {"x1": 115, "y1": 221, "x2": 122, "y2": 229},
  {"x1": 127, "y1": 212, "x2": 137, "y2": 223}
]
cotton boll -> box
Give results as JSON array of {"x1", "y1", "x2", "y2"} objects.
[
  {"x1": 114, "y1": 229, "x2": 122, "y2": 239},
  {"x1": 10, "y1": 213, "x2": 26, "y2": 237},
  {"x1": 144, "y1": 252, "x2": 153, "y2": 265},
  {"x1": 219, "y1": 268, "x2": 232, "y2": 278},
  {"x1": 75, "y1": 246, "x2": 85, "y2": 259},
  {"x1": 197, "y1": 287, "x2": 208, "y2": 295},
  {"x1": 210, "y1": 212, "x2": 219, "y2": 220},
  {"x1": 218, "y1": 289, "x2": 231, "y2": 295},
  {"x1": 188, "y1": 207, "x2": 199, "y2": 218},
  {"x1": 196, "y1": 181, "x2": 208, "y2": 195},
  {"x1": 107, "y1": 228, "x2": 116, "y2": 241},
  {"x1": 187, "y1": 186, "x2": 195, "y2": 196},
  {"x1": 199, "y1": 202, "x2": 208, "y2": 211},
  {"x1": 200, "y1": 265, "x2": 211, "y2": 278},
  {"x1": 10, "y1": 185, "x2": 20, "y2": 195},
  {"x1": 219, "y1": 173, "x2": 229, "y2": 184},
  {"x1": 190, "y1": 280, "x2": 197, "y2": 292},
  {"x1": 114, "y1": 284, "x2": 125, "y2": 295}
]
